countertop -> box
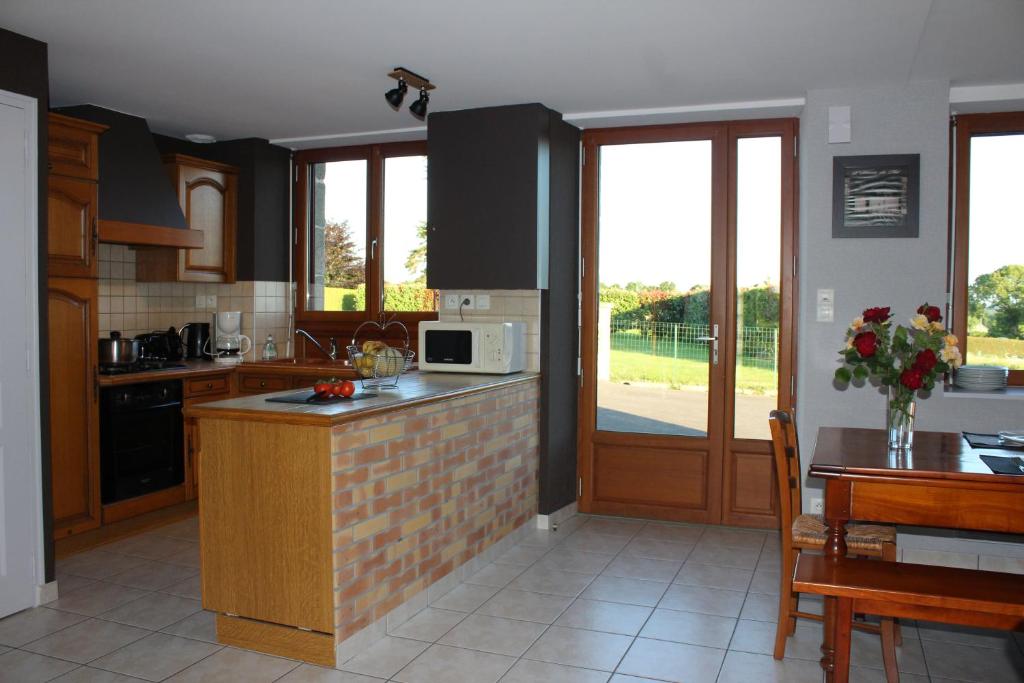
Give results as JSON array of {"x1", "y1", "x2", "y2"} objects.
[
  {"x1": 98, "y1": 359, "x2": 232, "y2": 386},
  {"x1": 97, "y1": 358, "x2": 358, "y2": 386},
  {"x1": 185, "y1": 371, "x2": 540, "y2": 426}
]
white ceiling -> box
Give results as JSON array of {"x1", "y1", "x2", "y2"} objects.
[{"x1": 2, "y1": 0, "x2": 1023, "y2": 148}]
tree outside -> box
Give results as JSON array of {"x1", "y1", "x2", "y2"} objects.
[
  {"x1": 967, "y1": 264, "x2": 1024, "y2": 369},
  {"x1": 323, "y1": 220, "x2": 364, "y2": 289}
]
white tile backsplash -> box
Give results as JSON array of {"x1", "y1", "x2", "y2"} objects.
[{"x1": 437, "y1": 290, "x2": 542, "y2": 372}]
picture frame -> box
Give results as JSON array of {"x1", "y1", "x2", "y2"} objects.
[{"x1": 832, "y1": 154, "x2": 919, "y2": 238}]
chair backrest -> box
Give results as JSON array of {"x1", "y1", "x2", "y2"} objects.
[{"x1": 768, "y1": 409, "x2": 803, "y2": 545}]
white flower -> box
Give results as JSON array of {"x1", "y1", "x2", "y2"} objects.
[
  {"x1": 929, "y1": 321, "x2": 945, "y2": 333},
  {"x1": 940, "y1": 344, "x2": 963, "y2": 368},
  {"x1": 944, "y1": 333, "x2": 959, "y2": 347},
  {"x1": 845, "y1": 336, "x2": 855, "y2": 350},
  {"x1": 909, "y1": 314, "x2": 929, "y2": 331}
]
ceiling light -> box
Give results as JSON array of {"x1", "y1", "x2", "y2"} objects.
[
  {"x1": 385, "y1": 79, "x2": 408, "y2": 109},
  {"x1": 409, "y1": 88, "x2": 429, "y2": 120},
  {"x1": 185, "y1": 133, "x2": 217, "y2": 144},
  {"x1": 386, "y1": 67, "x2": 435, "y2": 119}
]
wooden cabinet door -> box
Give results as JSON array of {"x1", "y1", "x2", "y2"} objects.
[
  {"x1": 173, "y1": 157, "x2": 237, "y2": 283},
  {"x1": 48, "y1": 277, "x2": 100, "y2": 536},
  {"x1": 47, "y1": 113, "x2": 103, "y2": 181},
  {"x1": 48, "y1": 175, "x2": 98, "y2": 278}
]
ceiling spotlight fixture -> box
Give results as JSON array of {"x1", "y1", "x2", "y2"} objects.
[
  {"x1": 386, "y1": 67, "x2": 435, "y2": 119},
  {"x1": 185, "y1": 133, "x2": 217, "y2": 144},
  {"x1": 409, "y1": 88, "x2": 429, "y2": 120}
]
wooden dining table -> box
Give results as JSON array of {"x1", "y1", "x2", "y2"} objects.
[{"x1": 809, "y1": 426, "x2": 1024, "y2": 682}]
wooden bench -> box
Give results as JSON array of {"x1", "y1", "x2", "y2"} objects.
[{"x1": 793, "y1": 554, "x2": 1024, "y2": 683}]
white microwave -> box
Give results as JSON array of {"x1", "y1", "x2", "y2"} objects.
[{"x1": 419, "y1": 321, "x2": 526, "y2": 374}]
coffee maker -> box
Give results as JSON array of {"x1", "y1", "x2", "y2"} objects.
[{"x1": 208, "y1": 311, "x2": 251, "y2": 365}]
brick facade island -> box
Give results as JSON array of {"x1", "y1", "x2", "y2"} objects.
[{"x1": 185, "y1": 372, "x2": 540, "y2": 667}]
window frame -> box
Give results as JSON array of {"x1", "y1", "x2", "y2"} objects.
[
  {"x1": 293, "y1": 140, "x2": 435, "y2": 324},
  {"x1": 951, "y1": 111, "x2": 1024, "y2": 386}
]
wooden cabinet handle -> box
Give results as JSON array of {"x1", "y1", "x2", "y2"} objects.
[
  {"x1": 92, "y1": 217, "x2": 98, "y2": 256},
  {"x1": 206, "y1": 382, "x2": 213, "y2": 389},
  {"x1": 259, "y1": 381, "x2": 266, "y2": 387}
]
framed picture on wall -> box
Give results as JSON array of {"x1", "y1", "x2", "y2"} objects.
[{"x1": 832, "y1": 154, "x2": 919, "y2": 238}]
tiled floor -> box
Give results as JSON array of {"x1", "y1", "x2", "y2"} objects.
[{"x1": 2, "y1": 514, "x2": 1024, "y2": 682}]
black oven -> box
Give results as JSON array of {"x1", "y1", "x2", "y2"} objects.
[{"x1": 100, "y1": 380, "x2": 184, "y2": 504}]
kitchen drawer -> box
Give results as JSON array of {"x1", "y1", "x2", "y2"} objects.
[
  {"x1": 184, "y1": 374, "x2": 231, "y2": 398},
  {"x1": 291, "y1": 375, "x2": 322, "y2": 389},
  {"x1": 238, "y1": 374, "x2": 290, "y2": 394}
]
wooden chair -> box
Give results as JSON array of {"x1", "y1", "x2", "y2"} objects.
[{"x1": 768, "y1": 410, "x2": 899, "y2": 682}]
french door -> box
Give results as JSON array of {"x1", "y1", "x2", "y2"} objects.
[{"x1": 578, "y1": 119, "x2": 798, "y2": 528}]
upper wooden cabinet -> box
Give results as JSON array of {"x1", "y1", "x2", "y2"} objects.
[
  {"x1": 47, "y1": 114, "x2": 105, "y2": 278},
  {"x1": 48, "y1": 277, "x2": 101, "y2": 536},
  {"x1": 47, "y1": 113, "x2": 105, "y2": 181},
  {"x1": 136, "y1": 154, "x2": 238, "y2": 283}
]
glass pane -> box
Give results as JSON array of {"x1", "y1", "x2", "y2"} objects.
[
  {"x1": 966, "y1": 134, "x2": 1024, "y2": 370},
  {"x1": 733, "y1": 137, "x2": 781, "y2": 440},
  {"x1": 596, "y1": 141, "x2": 712, "y2": 436},
  {"x1": 307, "y1": 160, "x2": 367, "y2": 312},
  {"x1": 383, "y1": 156, "x2": 437, "y2": 311}
]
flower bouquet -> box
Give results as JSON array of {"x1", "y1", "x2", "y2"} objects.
[{"x1": 834, "y1": 304, "x2": 962, "y2": 450}]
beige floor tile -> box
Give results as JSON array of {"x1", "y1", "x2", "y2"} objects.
[
  {"x1": 101, "y1": 534, "x2": 197, "y2": 562},
  {"x1": 622, "y1": 538, "x2": 693, "y2": 562},
  {"x1": 728, "y1": 618, "x2": 823, "y2": 661},
  {"x1": 464, "y1": 563, "x2": 525, "y2": 588},
  {"x1": 499, "y1": 658, "x2": 610, "y2": 683},
  {"x1": 849, "y1": 666, "x2": 930, "y2": 683},
  {"x1": 149, "y1": 517, "x2": 199, "y2": 541},
  {"x1": 616, "y1": 637, "x2": 725, "y2": 683},
  {"x1": 492, "y1": 545, "x2": 549, "y2": 567},
  {"x1": 104, "y1": 561, "x2": 198, "y2": 591},
  {"x1": 0, "y1": 606, "x2": 88, "y2": 647},
  {"x1": 657, "y1": 584, "x2": 746, "y2": 618},
  {"x1": 515, "y1": 529, "x2": 565, "y2": 549},
  {"x1": 523, "y1": 626, "x2": 632, "y2": 671},
  {"x1": 439, "y1": 614, "x2": 546, "y2": 657},
  {"x1": 738, "y1": 591, "x2": 779, "y2": 622},
  {"x1": 162, "y1": 544, "x2": 200, "y2": 569},
  {"x1": 57, "y1": 551, "x2": 149, "y2": 581},
  {"x1": 55, "y1": 574, "x2": 100, "y2": 596},
  {"x1": 508, "y1": 566, "x2": 593, "y2": 598},
  {"x1": 747, "y1": 568, "x2": 781, "y2": 595},
  {"x1": 49, "y1": 583, "x2": 151, "y2": 617},
  {"x1": 921, "y1": 638, "x2": 1024, "y2": 682},
  {"x1": 89, "y1": 632, "x2": 221, "y2": 681},
  {"x1": 340, "y1": 636, "x2": 429, "y2": 679},
  {"x1": 536, "y1": 548, "x2": 613, "y2": 575},
  {"x1": 714, "y1": 650, "x2": 820, "y2": 683},
  {"x1": 578, "y1": 518, "x2": 645, "y2": 538},
  {"x1": 562, "y1": 532, "x2": 630, "y2": 555},
  {"x1": 687, "y1": 543, "x2": 760, "y2": 569},
  {"x1": 608, "y1": 675, "x2": 664, "y2": 683},
  {"x1": 917, "y1": 620, "x2": 1017, "y2": 649},
  {"x1": 22, "y1": 618, "x2": 149, "y2": 664},
  {"x1": 635, "y1": 523, "x2": 705, "y2": 544},
  {"x1": 601, "y1": 555, "x2": 681, "y2": 583},
  {"x1": 553, "y1": 599, "x2": 652, "y2": 636},
  {"x1": 580, "y1": 576, "x2": 668, "y2": 608},
  {"x1": 849, "y1": 627, "x2": 928, "y2": 675},
  {"x1": 278, "y1": 664, "x2": 384, "y2": 682},
  {"x1": 393, "y1": 643, "x2": 516, "y2": 683},
  {"x1": 389, "y1": 607, "x2": 466, "y2": 642},
  {"x1": 476, "y1": 589, "x2": 573, "y2": 624},
  {"x1": 159, "y1": 575, "x2": 201, "y2": 600},
  {"x1": 431, "y1": 583, "x2": 500, "y2": 612},
  {"x1": 165, "y1": 647, "x2": 299, "y2": 682},
  {"x1": 51, "y1": 666, "x2": 150, "y2": 682},
  {"x1": 639, "y1": 608, "x2": 736, "y2": 649},
  {"x1": 673, "y1": 562, "x2": 753, "y2": 592},
  {"x1": 698, "y1": 528, "x2": 766, "y2": 551},
  {"x1": 160, "y1": 610, "x2": 217, "y2": 643},
  {"x1": 0, "y1": 649, "x2": 79, "y2": 682},
  {"x1": 99, "y1": 593, "x2": 201, "y2": 631}
]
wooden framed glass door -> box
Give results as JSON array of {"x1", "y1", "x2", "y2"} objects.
[{"x1": 578, "y1": 119, "x2": 798, "y2": 528}]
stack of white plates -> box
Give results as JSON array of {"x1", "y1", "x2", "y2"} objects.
[{"x1": 954, "y1": 365, "x2": 1009, "y2": 390}]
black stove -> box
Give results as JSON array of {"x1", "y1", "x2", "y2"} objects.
[{"x1": 99, "y1": 358, "x2": 188, "y2": 376}]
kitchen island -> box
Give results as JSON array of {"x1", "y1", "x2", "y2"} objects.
[{"x1": 184, "y1": 371, "x2": 540, "y2": 667}]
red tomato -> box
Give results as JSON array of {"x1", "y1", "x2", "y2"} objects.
[
  {"x1": 339, "y1": 380, "x2": 356, "y2": 398},
  {"x1": 330, "y1": 382, "x2": 345, "y2": 396},
  {"x1": 313, "y1": 382, "x2": 330, "y2": 395}
]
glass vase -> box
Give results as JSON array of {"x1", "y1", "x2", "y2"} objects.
[{"x1": 886, "y1": 385, "x2": 916, "y2": 451}]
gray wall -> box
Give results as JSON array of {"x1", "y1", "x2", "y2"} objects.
[{"x1": 797, "y1": 80, "x2": 1024, "y2": 502}]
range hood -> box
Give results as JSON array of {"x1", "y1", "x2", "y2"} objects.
[{"x1": 54, "y1": 105, "x2": 203, "y2": 249}]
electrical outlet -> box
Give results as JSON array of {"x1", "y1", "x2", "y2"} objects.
[
  {"x1": 810, "y1": 497, "x2": 824, "y2": 514},
  {"x1": 476, "y1": 294, "x2": 491, "y2": 310},
  {"x1": 460, "y1": 295, "x2": 475, "y2": 310},
  {"x1": 195, "y1": 295, "x2": 205, "y2": 308},
  {"x1": 444, "y1": 294, "x2": 460, "y2": 310},
  {"x1": 206, "y1": 295, "x2": 217, "y2": 308}
]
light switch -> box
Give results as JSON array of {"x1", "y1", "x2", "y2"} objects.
[
  {"x1": 444, "y1": 294, "x2": 460, "y2": 310},
  {"x1": 828, "y1": 106, "x2": 851, "y2": 144},
  {"x1": 817, "y1": 289, "x2": 834, "y2": 322},
  {"x1": 195, "y1": 295, "x2": 205, "y2": 309},
  {"x1": 206, "y1": 295, "x2": 217, "y2": 308},
  {"x1": 476, "y1": 294, "x2": 490, "y2": 310}
]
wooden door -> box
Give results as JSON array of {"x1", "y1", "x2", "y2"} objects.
[
  {"x1": 47, "y1": 175, "x2": 97, "y2": 278},
  {"x1": 578, "y1": 120, "x2": 797, "y2": 529},
  {"x1": 175, "y1": 156, "x2": 237, "y2": 283},
  {"x1": 48, "y1": 277, "x2": 101, "y2": 536}
]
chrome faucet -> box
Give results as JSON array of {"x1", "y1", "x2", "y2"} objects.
[{"x1": 295, "y1": 329, "x2": 338, "y2": 361}]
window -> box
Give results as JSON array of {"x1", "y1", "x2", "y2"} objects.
[
  {"x1": 952, "y1": 112, "x2": 1024, "y2": 385},
  {"x1": 295, "y1": 142, "x2": 436, "y2": 322}
]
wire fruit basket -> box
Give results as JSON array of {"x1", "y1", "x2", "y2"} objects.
[{"x1": 346, "y1": 319, "x2": 415, "y2": 390}]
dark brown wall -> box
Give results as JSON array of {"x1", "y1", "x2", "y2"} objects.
[{"x1": 0, "y1": 27, "x2": 52, "y2": 581}]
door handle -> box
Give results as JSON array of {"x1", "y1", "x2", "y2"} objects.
[{"x1": 696, "y1": 324, "x2": 719, "y2": 366}]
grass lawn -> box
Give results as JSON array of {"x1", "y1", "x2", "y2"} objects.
[{"x1": 609, "y1": 349, "x2": 777, "y2": 394}]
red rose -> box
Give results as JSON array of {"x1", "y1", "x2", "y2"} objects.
[
  {"x1": 853, "y1": 331, "x2": 878, "y2": 358},
  {"x1": 862, "y1": 307, "x2": 891, "y2": 324},
  {"x1": 917, "y1": 304, "x2": 942, "y2": 323},
  {"x1": 900, "y1": 368, "x2": 924, "y2": 391},
  {"x1": 913, "y1": 348, "x2": 937, "y2": 373}
]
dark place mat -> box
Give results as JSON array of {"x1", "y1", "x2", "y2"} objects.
[
  {"x1": 265, "y1": 390, "x2": 377, "y2": 405},
  {"x1": 979, "y1": 454, "x2": 1024, "y2": 475},
  {"x1": 963, "y1": 432, "x2": 1024, "y2": 451}
]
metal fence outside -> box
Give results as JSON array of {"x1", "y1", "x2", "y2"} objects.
[{"x1": 609, "y1": 319, "x2": 779, "y2": 371}]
